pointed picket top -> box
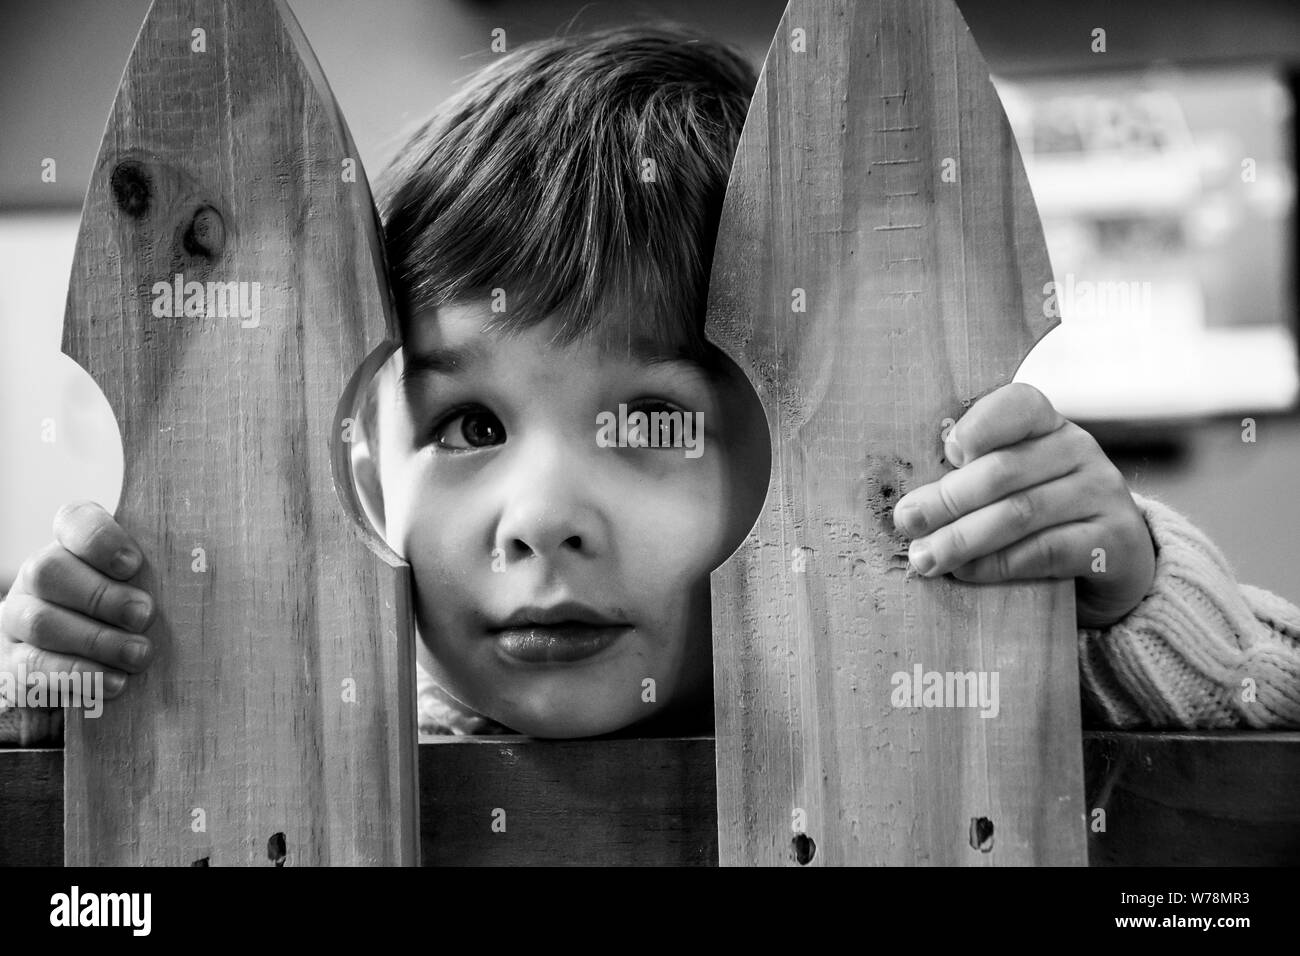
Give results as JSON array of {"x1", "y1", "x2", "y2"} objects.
[
  {"x1": 62, "y1": 0, "x2": 416, "y2": 865},
  {"x1": 706, "y1": 0, "x2": 1087, "y2": 864}
]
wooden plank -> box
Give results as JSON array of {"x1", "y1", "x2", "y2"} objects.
[
  {"x1": 419, "y1": 736, "x2": 718, "y2": 866},
  {"x1": 0, "y1": 749, "x2": 63, "y2": 867},
  {"x1": 4, "y1": 734, "x2": 1298, "y2": 866},
  {"x1": 60, "y1": 0, "x2": 416, "y2": 865},
  {"x1": 703, "y1": 0, "x2": 1085, "y2": 865},
  {"x1": 1085, "y1": 731, "x2": 1300, "y2": 866}
]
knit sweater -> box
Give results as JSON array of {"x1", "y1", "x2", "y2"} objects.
[
  {"x1": 1078, "y1": 491, "x2": 1300, "y2": 728},
  {"x1": 4, "y1": 489, "x2": 1299, "y2": 743}
]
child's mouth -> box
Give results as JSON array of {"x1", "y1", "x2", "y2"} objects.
[
  {"x1": 493, "y1": 624, "x2": 630, "y2": 664},
  {"x1": 489, "y1": 602, "x2": 631, "y2": 664}
]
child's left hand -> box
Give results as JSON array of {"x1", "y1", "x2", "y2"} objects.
[{"x1": 891, "y1": 383, "x2": 1156, "y2": 629}]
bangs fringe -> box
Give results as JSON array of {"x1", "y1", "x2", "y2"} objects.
[{"x1": 374, "y1": 26, "x2": 756, "y2": 358}]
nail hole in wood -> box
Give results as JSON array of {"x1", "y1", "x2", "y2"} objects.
[
  {"x1": 970, "y1": 816, "x2": 994, "y2": 852},
  {"x1": 268, "y1": 832, "x2": 287, "y2": 866},
  {"x1": 792, "y1": 832, "x2": 816, "y2": 865},
  {"x1": 110, "y1": 160, "x2": 151, "y2": 218}
]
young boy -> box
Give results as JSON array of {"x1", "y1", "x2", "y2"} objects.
[{"x1": 3, "y1": 26, "x2": 1299, "y2": 743}]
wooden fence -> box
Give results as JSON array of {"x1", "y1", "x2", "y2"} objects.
[{"x1": 2, "y1": 0, "x2": 1295, "y2": 867}]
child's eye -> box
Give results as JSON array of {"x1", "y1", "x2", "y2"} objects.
[
  {"x1": 626, "y1": 398, "x2": 694, "y2": 449},
  {"x1": 431, "y1": 406, "x2": 506, "y2": 451}
]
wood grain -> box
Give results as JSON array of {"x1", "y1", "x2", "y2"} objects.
[
  {"x1": 60, "y1": 0, "x2": 417, "y2": 865},
  {"x1": 704, "y1": 0, "x2": 1086, "y2": 864}
]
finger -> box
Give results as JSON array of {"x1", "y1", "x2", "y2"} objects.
[
  {"x1": 948, "y1": 521, "x2": 1103, "y2": 584},
  {"x1": 52, "y1": 500, "x2": 142, "y2": 580},
  {"x1": 894, "y1": 427, "x2": 1086, "y2": 538},
  {"x1": 906, "y1": 471, "x2": 1102, "y2": 578},
  {"x1": 0, "y1": 639, "x2": 128, "y2": 703},
  {"x1": 0, "y1": 592, "x2": 153, "y2": 674},
  {"x1": 944, "y1": 383, "x2": 1067, "y2": 468},
  {"x1": 13, "y1": 542, "x2": 154, "y2": 633}
]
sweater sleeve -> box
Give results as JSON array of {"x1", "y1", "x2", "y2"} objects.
[
  {"x1": 416, "y1": 660, "x2": 514, "y2": 735},
  {"x1": 0, "y1": 592, "x2": 62, "y2": 744},
  {"x1": 0, "y1": 684, "x2": 63, "y2": 747},
  {"x1": 1, "y1": 632, "x2": 507, "y2": 742},
  {"x1": 1077, "y1": 490, "x2": 1300, "y2": 729},
  {"x1": 1, "y1": 659, "x2": 506, "y2": 741}
]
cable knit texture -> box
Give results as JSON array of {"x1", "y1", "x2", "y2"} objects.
[
  {"x1": 4, "y1": 489, "x2": 1299, "y2": 742},
  {"x1": 1078, "y1": 490, "x2": 1300, "y2": 729}
]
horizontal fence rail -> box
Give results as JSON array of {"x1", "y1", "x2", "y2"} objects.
[{"x1": 3, "y1": 732, "x2": 1298, "y2": 866}]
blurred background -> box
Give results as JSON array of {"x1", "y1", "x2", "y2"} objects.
[{"x1": 1, "y1": 0, "x2": 1297, "y2": 598}]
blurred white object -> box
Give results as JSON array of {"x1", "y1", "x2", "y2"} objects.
[
  {"x1": 0, "y1": 213, "x2": 122, "y2": 588},
  {"x1": 997, "y1": 66, "x2": 1299, "y2": 421}
]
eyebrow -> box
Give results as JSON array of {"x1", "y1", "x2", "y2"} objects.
[
  {"x1": 399, "y1": 342, "x2": 487, "y2": 384},
  {"x1": 398, "y1": 334, "x2": 723, "y2": 386},
  {"x1": 616, "y1": 337, "x2": 723, "y2": 381}
]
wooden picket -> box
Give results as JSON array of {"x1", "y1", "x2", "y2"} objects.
[
  {"x1": 704, "y1": 0, "x2": 1085, "y2": 864},
  {"x1": 59, "y1": 0, "x2": 416, "y2": 865}
]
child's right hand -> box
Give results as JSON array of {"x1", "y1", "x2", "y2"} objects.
[{"x1": 0, "y1": 501, "x2": 155, "y2": 701}]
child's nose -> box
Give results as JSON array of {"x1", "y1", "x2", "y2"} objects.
[
  {"x1": 499, "y1": 527, "x2": 584, "y2": 562},
  {"x1": 492, "y1": 448, "x2": 607, "y2": 564},
  {"x1": 496, "y1": 507, "x2": 596, "y2": 564}
]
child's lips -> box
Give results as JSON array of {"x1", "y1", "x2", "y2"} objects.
[{"x1": 491, "y1": 623, "x2": 631, "y2": 664}]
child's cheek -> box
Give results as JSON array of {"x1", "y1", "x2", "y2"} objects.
[
  {"x1": 624, "y1": 452, "x2": 730, "y2": 582},
  {"x1": 404, "y1": 485, "x2": 482, "y2": 584},
  {"x1": 373, "y1": 392, "x2": 423, "y2": 551}
]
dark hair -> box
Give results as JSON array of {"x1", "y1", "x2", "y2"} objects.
[{"x1": 374, "y1": 25, "x2": 757, "y2": 360}]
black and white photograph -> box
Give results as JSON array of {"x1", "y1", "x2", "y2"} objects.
[{"x1": 0, "y1": 0, "x2": 1296, "y2": 932}]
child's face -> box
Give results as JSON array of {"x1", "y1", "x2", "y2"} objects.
[{"x1": 373, "y1": 300, "x2": 766, "y2": 737}]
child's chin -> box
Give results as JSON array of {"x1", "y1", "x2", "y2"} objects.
[{"x1": 490, "y1": 697, "x2": 650, "y2": 740}]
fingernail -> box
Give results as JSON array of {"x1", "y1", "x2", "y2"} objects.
[
  {"x1": 104, "y1": 672, "x2": 127, "y2": 696},
  {"x1": 909, "y1": 541, "x2": 935, "y2": 575},
  {"x1": 895, "y1": 503, "x2": 924, "y2": 535},
  {"x1": 112, "y1": 549, "x2": 140, "y2": 577},
  {"x1": 122, "y1": 639, "x2": 151, "y2": 668},
  {"x1": 944, "y1": 435, "x2": 964, "y2": 467},
  {"x1": 124, "y1": 600, "x2": 152, "y2": 631}
]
